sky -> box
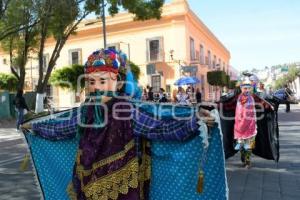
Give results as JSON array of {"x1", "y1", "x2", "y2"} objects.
[{"x1": 176, "y1": 0, "x2": 300, "y2": 70}]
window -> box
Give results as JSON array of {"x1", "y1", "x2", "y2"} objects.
[
  {"x1": 146, "y1": 64, "x2": 156, "y2": 75},
  {"x1": 218, "y1": 58, "x2": 221, "y2": 69},
  {"x1": 151, "y1": 75, "x2": 161, "y2": 93},
  {"x1": 107, "y1": 43, "x2": 120, "y2": 51},
  {"x1": 166, "y1": 84, "x2": 171, "y2": 93},
  {"x1": 146, "y1": 37, "x2": 163, "y2": 62},
  {"x1": 200, "y1": 45, "x2": 204, "y2": 64},
  {"x1": 201, "y1": 75, "x2": 205, "y2": 99},
  {"x1": 3, "y1": 58, "x2": 7, "y2": 65},
  {"x1": 207, "y1": 50, "x2": 211, "y2": 67},
  {"x1": 43, "y1": 54, "x2": 49, "y2": 72},
  {"x1": 190, "y1": 37, "x2": 195, "y2": 61},
  {"x1": 213, "y1": 55, "x2": 217, "y2": 68},
  {"x1": 195, "y1": 50, "x2": 200, "y2": 61},
  {"x1": 69, "y1": 49, "x2": 82, "y2": 65}
]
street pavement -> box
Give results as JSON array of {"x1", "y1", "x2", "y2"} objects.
[
  {"x1": 0, "y1": 126, "x2": 40, "y2": 200},
  {"x1": 0, "y1": 104, "x2": 299, "y2": 200}
]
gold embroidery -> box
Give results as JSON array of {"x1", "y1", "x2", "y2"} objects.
[
  {"x1": 138, "y1": 139, "x2": 151, "y2": 200},
  {"x1": 76, "y1": 140, "x2": 135, "y2": 177},
  {"x1": 83, "y1": 158, "x2": 139, "y2": 200},
  {"x1": 67, "y1": 182, "x2": 77, "y2": 200}
]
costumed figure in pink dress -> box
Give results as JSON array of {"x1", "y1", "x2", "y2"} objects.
[{"x1": 234, "y1": 77, "x2": 257, "y2": 168}]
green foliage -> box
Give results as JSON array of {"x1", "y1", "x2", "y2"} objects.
[
  {"x1": 228, "y1": 80, "x2": 238, "y2": 89},
  {"x1": 274, "y1": 76, "x2": 287, "y2": 90},
  {"x1": 225, "y1": 74, "x2": 230, "y2": 86},
  {"x1": 0, "y1": 73, "x2": 18, "y2": 91},
  {"x1": 46, "y1": 0, "x2": 81, "y2": 40},
  {"x1": 286, "y1": 65, "x2": 300, "y2": 83},
  {"x1": 274, "y1": 66, "x2": 300, "y2": 89},
  {"x1": 129, "y1": 61, "x2": 140, "y2": 80},
  {"x1": 207, "y1": 70, "x2": 228, "y2": 87},
  {"x1": 1, "y1": 0, "x2": 164, "y2": 94},
  {"x1": 86, "y1": 0, "x2": 164, "y2": 20},
  {"x1": 50, "y1": 64, "x2": 85, "y2": 91}
]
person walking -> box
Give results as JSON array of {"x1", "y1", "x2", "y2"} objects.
[
  {"x1": 147, "y1": 86, "x2": 154, "y2": 101},
  {"x1": 196, "y1": 88, "x2": 202, "y2": 103},
  {"x1": 142, "y1": 88, "x2": 148, "y2": 101},
  {"x1": 158, "y1": 88, "x2": 168, "y2": 103},
  {"x1": 285, "y1": 86, "x2": 293, "y2": 112},
  {"x1": 13, "y1": 90, "x2": 30, "y2": 130},
  {"x1": 234, "y1": 78, "x2": 257, "y2": 169}
]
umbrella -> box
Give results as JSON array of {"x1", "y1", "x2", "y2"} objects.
[{"x1": 174, "y1": 76, "x2": 201, "y2": 86}]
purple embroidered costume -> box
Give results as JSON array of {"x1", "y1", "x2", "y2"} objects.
[{"x1": 24, "y1": 49, "x2": 227, "y2": 200}]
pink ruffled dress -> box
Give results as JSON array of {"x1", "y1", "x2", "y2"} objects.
[{"x1": 234, "y1": 94, "x2": 257, "y2": 140}]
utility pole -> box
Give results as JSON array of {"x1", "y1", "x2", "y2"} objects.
[{"x1": 101, "y1": 0, "x2": 107, "y2": 49}]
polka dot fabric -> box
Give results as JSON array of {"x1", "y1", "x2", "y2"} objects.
[
  {"x1": 25, "y1": 133, "x2": 79, "y2": 200},
  {"x1": 149, "y1": 126, "x2": 228, "y2": 200}
]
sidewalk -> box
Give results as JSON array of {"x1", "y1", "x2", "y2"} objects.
[{"x1": 226, "y1": 104, "x2": 300, "y2": 200}]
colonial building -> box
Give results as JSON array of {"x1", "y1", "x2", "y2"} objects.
[{"x1": 0, "y1": 0, "x2": 231, "y2": 107}]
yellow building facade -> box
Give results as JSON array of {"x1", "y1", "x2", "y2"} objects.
[{"x1": 0, "y1": 0, "x2": 230, "y2": 107}]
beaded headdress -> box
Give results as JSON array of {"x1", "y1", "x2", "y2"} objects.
[{"x1": 84, "y1": 49, "x2": 127, "y2": 74}]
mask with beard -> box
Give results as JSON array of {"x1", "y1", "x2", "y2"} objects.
[{"x1": 79, "y1": 90, "x2": 118, "y2": 132}]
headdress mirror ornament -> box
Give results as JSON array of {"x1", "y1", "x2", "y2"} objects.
[{"x1": 240, "y1": 77, "x2": 252, "y2": 88}]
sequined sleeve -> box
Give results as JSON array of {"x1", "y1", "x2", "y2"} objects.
[
  {"x1": 132, "y1": 106, "x2": 199, "y2": 141},
  {"x1": 31, "y1": 109, "x2": 78, "y2": 140}
]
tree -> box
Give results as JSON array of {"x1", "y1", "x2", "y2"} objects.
[
  {"x1": 0, "y1": 0, "x2": 9, "y2": 19},
  {"x1": 286, "y1": 65, "x2": 300, "y2": 88},
  {"x1": 274, "y1": 76, "x2": 287, "y2": 90},
  {"x1": 207, "y1": 70, "x2": 228, "y2": 99},
  {"x1": 129, "y1": 61, "x2": 141, "y2": 81},
  {"x1": 0, "y1": 72, "x2": 18, "y2": 91},
  {"x1": 50, "y1": 64, "x2": 85, "y2": 91},
  {"x1": 0, "y1": 0, "x2": 39, "y2": 91},
  {"x1": 34, "y1": 0, "x2": 89, "y2": 112},
  {"x1": 207, "y1": 71, "x2": 227, "y2": 87},
  {"x1": 34, "y1": 0, "x2": 164, "y2": 112},
  {"x1": 228, "y1": 80, "x2": 237, "y2": 89},
  {"x1": 0, "y1": 0, "x2": 39, "y2": 41}
]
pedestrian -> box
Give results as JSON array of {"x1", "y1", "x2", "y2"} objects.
[
  {"x1": 147, "y1": 86, "x2": 154, "y2": 101},
  {"x1": 257, "y1": 82, "x2": 267, "y2": 99},
  {"x1": 284, "y1": 85, "x2": 293, "y2": 113},
  {"x1": 142, "y1": 88, "x2": 148, "y2": 101},
  {"x1": 13, "y1": 90, "x2": 30, "y2": 130},
  {"x1": 158, "y1": 88, "x2": 168, "y2": 103},
  {"x1": 234, "y1": 77, "x2": 257, "y2": 169},
  {"x1": 176, "y1": 87, "x2": 190, "y2": 104},
  {"x1": 196, "y1": 88, "x2": 202, "y2": 103}
]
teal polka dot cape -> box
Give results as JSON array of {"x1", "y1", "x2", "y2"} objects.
[{"x1": 22, "y1": 106, "x2": 228, "y2": 200}]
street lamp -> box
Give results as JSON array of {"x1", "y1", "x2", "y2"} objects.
[
  {"x1": 169, "y1": 49, "x2": 185, "y2": 77},
  {"x1": 101, "y1": 0, "x2": 107, "y2": 48},
  {"x1": 84, "y1": 0, "x2": 107, "y2": 48}
]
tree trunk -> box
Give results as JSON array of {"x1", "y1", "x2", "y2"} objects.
[
  {"x1": 17, "y1": 28, "x2": 31, "y2": 91},
  {"x1": 34, "y1": 10, "x2": 88, "y2": 113},
  {"x1": 35, "y1": 93, "x2": 45, "y2": 113},
  {"x1": 9, "y1": 38, "x2": 20, "y2": 80}
]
